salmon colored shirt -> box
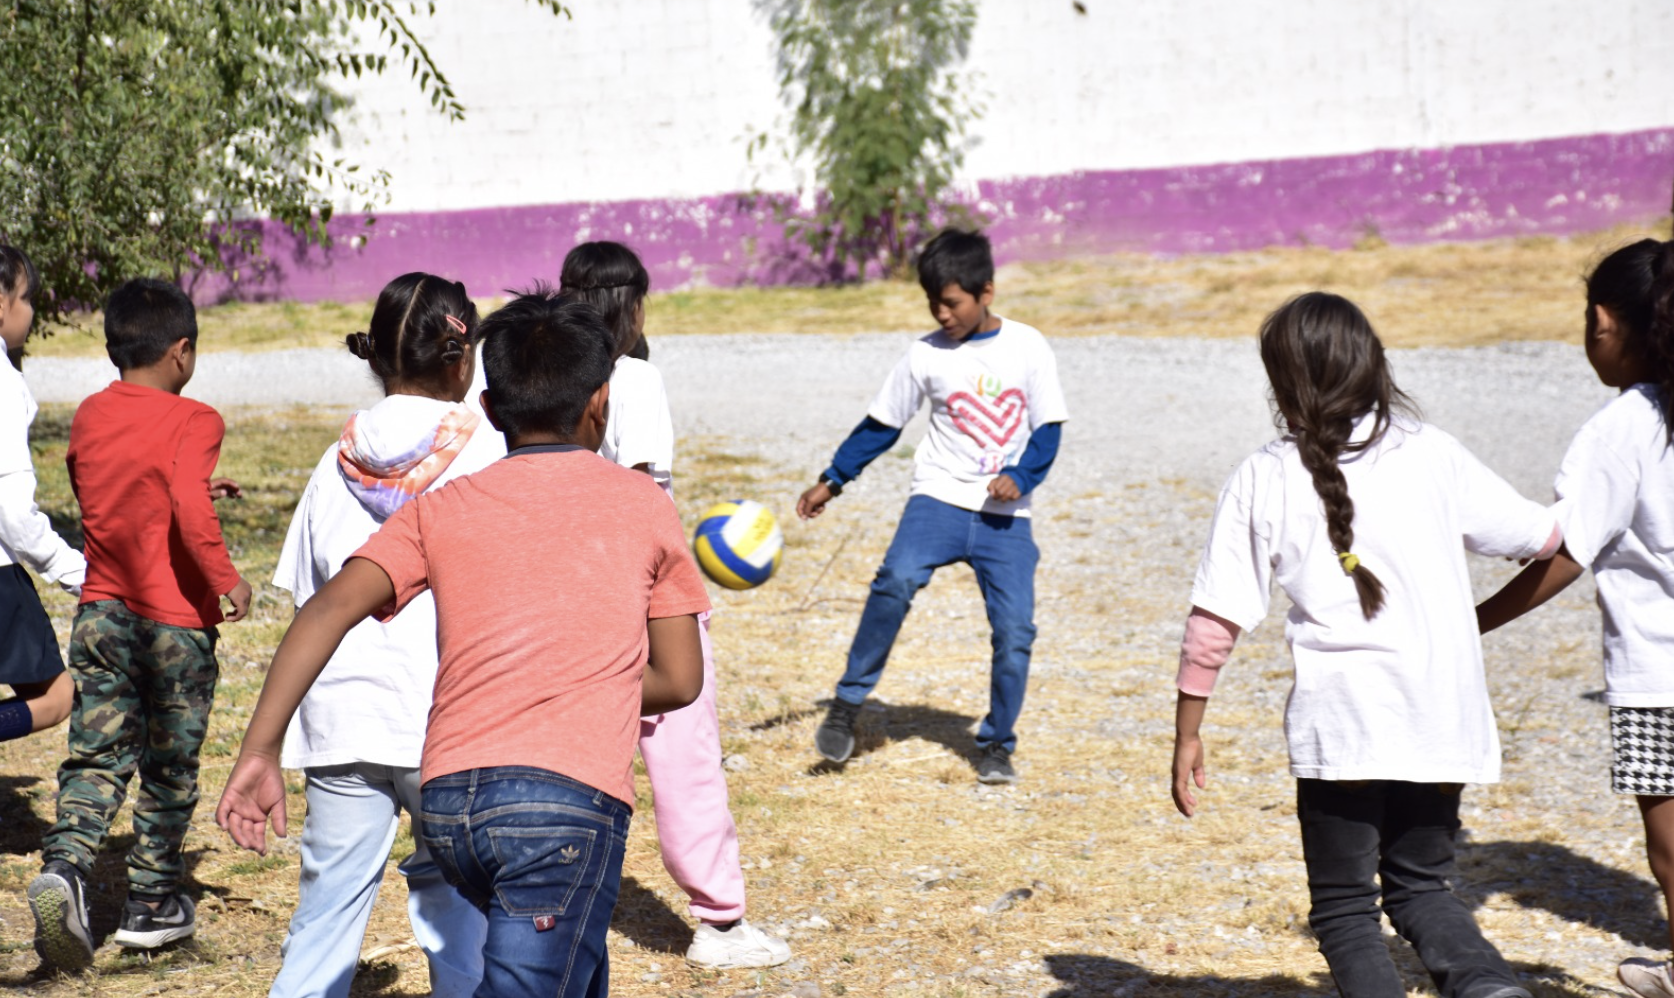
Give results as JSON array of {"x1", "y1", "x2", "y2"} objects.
[
  {"x1": 68, "y1": 382, "x2": 240, "y2": 628},
  {"x1": 352, "y1": 445, "x2": 712, "y2": 804}
]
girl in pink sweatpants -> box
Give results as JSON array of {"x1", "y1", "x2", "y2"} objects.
[{"x1": 559, "y1": 241, "x2": 792, "y2": 970}]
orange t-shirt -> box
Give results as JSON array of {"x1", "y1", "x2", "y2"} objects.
[{"x1": 351, "y1": 445, "x2": 711, "y2": 804}]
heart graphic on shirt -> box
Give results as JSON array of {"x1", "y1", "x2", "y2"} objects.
[{"x1": 947, "y1": 388, "x2": 1027, "y2": 448}]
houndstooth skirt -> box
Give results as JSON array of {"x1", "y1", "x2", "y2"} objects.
[{"x1": 1611, "y1": 707, "x2": 1674, "y2": 796}]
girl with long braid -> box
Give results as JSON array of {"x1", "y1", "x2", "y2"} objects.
[
  {"x1": 1478, "y1": 239, "x2": 1674, "y2": 998},
  {"x1": 1171, "y1": 292, "x2": 1560, "y2": 998}
]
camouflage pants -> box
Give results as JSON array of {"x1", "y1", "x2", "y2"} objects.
[{"x1": 43, "y1": 601, "x2": 219, "y2": 899}]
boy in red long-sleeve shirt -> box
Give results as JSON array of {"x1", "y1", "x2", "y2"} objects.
[{"x1": 29, "y1": 278, "x2": 252, "y2": 970}]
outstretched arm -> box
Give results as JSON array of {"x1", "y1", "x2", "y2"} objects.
[
  {"x1": 216, "y1": 557, "x2": 395, "y2": 853},
  {"x1": 799, "y1": 416, "x2": 901, "y2": 519},
  {"x1": 1476, "y1": 544, "x2": 1585, "y2": 635}
]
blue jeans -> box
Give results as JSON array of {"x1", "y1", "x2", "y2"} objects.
[
  {"x1": 1297, "y1": 779, "x2": 1528, "y2": 998},
  {"x1": 269, "y1": 763, "x2": 485, "y2": 998},
  {"x1": 836, "y1": 494, "x2": 1039, "y2": 752},
  {"x1": 419, "y1": 767, "x2": 631, "y2": 998}
]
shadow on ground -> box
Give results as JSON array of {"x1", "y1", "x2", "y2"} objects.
[
  {"x1": 1460, "y1": 838, "x2": 1665, "y2": 950},
  {"x1": 611, "y1": 874, "x2": 691, "y2": 956},
  {"x1": 1042, "y1": 956, "x2": 1591, "y2": 998},
  {"x1": 797, "y1": 699, "x2": 982, "y2": 777}
]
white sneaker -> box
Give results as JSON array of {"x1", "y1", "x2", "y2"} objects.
[
  {"x1": 1620, "y1": 958, "x2": 1674, "y2": 998},
  {"x1": 686, "y1": 919, "x2": 792, "y2": 969}
]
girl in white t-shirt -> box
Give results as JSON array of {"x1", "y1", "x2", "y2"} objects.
[
  {"x1": 1174, "y1": 292, "x2": 1557, "y2": 998},
  {"x1": 557, "y1": 241, "x2": 790, "y2": 970},
  {"x1": 267, "y1": 273, "x2": 495, "y2": 998},
  {"x1": 1477, "y1": 238, "x2": 1674, "y2": 998}
]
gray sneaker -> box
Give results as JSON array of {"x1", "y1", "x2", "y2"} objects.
[
  {"x1": 815, "y1": 699, "x2": 862, "y2": 762},
  {"x1": 1620, "y1": 959, "x2": 1674, "y2": 998},
  {"x1": 976, "y1": 744, "x2": 1016, "y2": 784},
  {"x1": 29, "y1": 861, "x2": 94, "y2": 971}
]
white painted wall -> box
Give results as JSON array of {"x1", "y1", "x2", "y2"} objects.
[{"x1": 328, "y1": 0, "x2": 1674, "y2": 213}]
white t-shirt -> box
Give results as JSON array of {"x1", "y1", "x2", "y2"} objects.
[
  {"x1": 274, "y1": 395, "x2": 503, "y2": 769},
  {"x1": 1192, "y1": 416, "x2": 1555, "y2": 784},
  {"x1": 1552, "y1": 385, "x2": 1674, "y2": 707},
  {"x1": 0, "y1": 362, "x2": 83, "y2": 586},
  {"x1": 868, "y1": 318, "x2": 1069, "y2": 516},
  {"x1": 600, "y1": 356, "x2": 674, "y2": 496}
]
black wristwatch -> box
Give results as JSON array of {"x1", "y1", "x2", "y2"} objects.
[{"x1": 819, "y1": 474, "x2": 844, "y2": 497}]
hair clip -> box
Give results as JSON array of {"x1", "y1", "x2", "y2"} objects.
[
  {"x1": 444, "y1": 315, "x2": 467, "y2": 335},
  {"x1": 1337, "y1": 551, "x2": 1360, "y2": 574}
]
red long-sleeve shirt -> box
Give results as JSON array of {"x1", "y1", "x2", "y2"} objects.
[{"x1": 68, "y1": 381, "x2": 240, "y2": 628}]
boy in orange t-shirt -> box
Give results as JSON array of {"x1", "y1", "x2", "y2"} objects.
[
  {"x1": 30, "y1": 279, "x2": 252, "y2": 970},
  {"x1": 218, "y1": 294, "x2": 710, "y2": 998}
]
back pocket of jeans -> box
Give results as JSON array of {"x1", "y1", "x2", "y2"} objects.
[{"x1": 486, "y1": 825, "x2": 599, "y2": 917}]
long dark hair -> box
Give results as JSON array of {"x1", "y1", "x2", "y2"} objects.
[
  {"x1": 559, "y1": 241, "x2": 649, "y2": 361},
  {"x1": 1259, "y1": 292, "x2": 1414, "y2": 620},
  {"x1": 1586, "y1": 238, "x2": 1674, "y2": 443},
  {"x1": 346, "y1": 272, "x2": 478, "y2": 396}
]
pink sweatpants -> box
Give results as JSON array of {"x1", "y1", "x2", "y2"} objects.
[{"x1": 637, "y1": 613, "x2": 746, "y2": 923}]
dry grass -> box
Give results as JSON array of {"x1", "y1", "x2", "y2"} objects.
[{"x1": 23, "y1": 221, "x2": 1670, "y2": 359}]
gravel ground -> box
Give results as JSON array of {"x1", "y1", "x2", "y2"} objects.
[{"x1": 23, "y1": 335, "x2": 1646, "y2": 997}]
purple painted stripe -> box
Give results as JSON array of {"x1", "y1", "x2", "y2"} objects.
[{"x1": 198, "y1": 128, "x2": 1674, "y2": 304}]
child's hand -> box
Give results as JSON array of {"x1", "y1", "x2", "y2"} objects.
[
  {"x1": 797, "y1": 482, "x2": 835, "y2": 520},
  {"x1": 987, "y1": 474, "x2": 1022, "y2": 502},
  {"x1": 209, "y1": 477, "x2": 243, "y2": 500},
  {"x1": 1172, "y1": 734, "x2": 1207, "y2": 817},
  {"x1": 216, "y1": 752, "x2": 288, "y2": 854},
  {"x1": 223, "y1": 577, "x2": 253, "y2": 622}
]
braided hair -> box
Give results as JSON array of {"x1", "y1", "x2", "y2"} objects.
[
  {"x1": 559, "y1": 241, "x2": 650, "y2": 361},
  {"x1": 1259, "y1": 292, "x2": 1414, "y2": 619}
]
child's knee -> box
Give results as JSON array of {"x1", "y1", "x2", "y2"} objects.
[{"x1": 869, "y1": 564, "x2": 928, "y2": 603}]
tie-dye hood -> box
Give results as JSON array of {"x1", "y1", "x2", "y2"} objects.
[{"x1": 337, "y1": 395, "x2": 481, "y2": 520}]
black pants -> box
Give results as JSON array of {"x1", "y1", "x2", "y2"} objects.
[{"x1": 1296, "y1": 779, "x2": 1527, "y2": 998}]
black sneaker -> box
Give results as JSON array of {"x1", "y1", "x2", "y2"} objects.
[
  {"x1": 815, "y1": 699, "x2": 863, "y2": 762},
  {"x1": 976, "y1": 744, "x2": 1016, "y2": 784},
  {"x1": 113, "y1": 893, "x2": 195, "y2": 949},
  {"x1": 29, "y1": 860, "x2": 94, "y2": 971}
]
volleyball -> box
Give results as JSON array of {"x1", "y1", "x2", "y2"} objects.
[{"x1": 693, "y1": 500, "x2": 783, "y2": 590}]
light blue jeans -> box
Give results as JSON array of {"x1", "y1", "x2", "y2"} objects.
[
  {"x1": 836, "y1": 495, "x2": 1040, "y2": 752},
  {"x1": 268, "y1": 763, "x2": 486, "y2": 998}
]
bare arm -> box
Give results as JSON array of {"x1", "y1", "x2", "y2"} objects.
[
  {"x1": 216, "y1": 557, "x2": 396, "y2": 853},
  {"x1": 1172, "y1": 693, "x2": 1209, "y2": 818},
  {"x1": 642, "y1": 613, "x2": 704, "y2": 715},
  {"x1": 1476, "y1": 544, "x2": 1585, "y2": 635}
]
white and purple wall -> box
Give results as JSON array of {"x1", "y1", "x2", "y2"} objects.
[{"x1": 219, "y1": 0, "x2": 1674, "y2": 303}]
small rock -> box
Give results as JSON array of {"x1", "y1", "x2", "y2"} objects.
[
  {"x1": 723, "y1": 754, "x2": 751, "y2": 772},
  {"x1": 640, "y1": 972, "x2": 661, "y2": 983},
  {"x1": 987, "y1": 887, "x2": 1034, "y2": 914},
  {"x1": 788, "y1": 983, "x2": 821, "y2": 998}
]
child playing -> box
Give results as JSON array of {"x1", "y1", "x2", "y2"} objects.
[
  {"x1": 1476, "y1": 238, "x2": 1674, "y2": 998},
  {"x1": 0, "y1": 246, "x2": 84, "y2": 746},
  {"x1": 266, "y1": 273, "x2": 492, "y2": 998},
  {"x1": 1171, "y1": 292, "x2": 1557, "y2": 998},
  {"x1": 560, "y1": 242, "x2": 790, "y2": 968},
  {"x1": 799, "y1": 228, "x2": 1068, "y2": 784},
  {"x1": 217, "y1": 293, "x2": 709, "y2": 998},
  {"x1": 30, "y1": 278, "x2": 253, "y2": 970}
]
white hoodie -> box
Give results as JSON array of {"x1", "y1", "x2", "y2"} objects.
[{"x1": 274, "y1": 394, "x2": 505, "y2": 769}]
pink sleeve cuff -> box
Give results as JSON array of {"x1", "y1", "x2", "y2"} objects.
[
  {"x1": 1177, "y1": 607, "x2": 1241, "y2": 696},
  {"x1": 1534, "y1": 523, "x2": 1562, "y2": 561}
]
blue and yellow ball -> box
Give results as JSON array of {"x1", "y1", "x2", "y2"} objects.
[{"x1": 692, "y1": 500, "x2": 783, "y2": 590}]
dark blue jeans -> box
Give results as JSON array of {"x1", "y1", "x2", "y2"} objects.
[
  {"x1": 419, "y1": 767, "x2": 631, "y2": 998},
  {"x1": 836, "y1": 494, "x2": 1039, "y2": 752},
  {"x1": 1296, "y1": 779, "x2": 1528, "y2": 998}
]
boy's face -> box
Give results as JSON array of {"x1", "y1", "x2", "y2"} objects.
[{"x1": 927, "y1": 282, "x2": 994, "y2": 341}]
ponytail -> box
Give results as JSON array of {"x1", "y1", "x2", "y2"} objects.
[
  {"x1": 346, "y1": 272, "x2": 478, "y2": 396},
  {"x1": 1259, "y1": 292, "x2": 1413, "y2": 620}
]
